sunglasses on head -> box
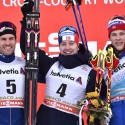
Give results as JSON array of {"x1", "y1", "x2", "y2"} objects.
[
  {"x1": 59, "y1": 26, "x2": 77, "y2": 34},
  {"x1": 0, "y1": 21, "x2": 16, "y2": 31},
  {"x1": 109, "y1": 15, "x2": 125, "y2": 21}
]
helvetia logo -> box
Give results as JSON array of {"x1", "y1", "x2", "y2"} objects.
[
  {"x1": 0, "y1": 68, "x2": 19, "y2": 74},
  {"x1": 113, "y1": 63, "x2": 125, "y2": 73},
  {"x1": 50, "y1": 70, "x2": 75, "y2": 81}
]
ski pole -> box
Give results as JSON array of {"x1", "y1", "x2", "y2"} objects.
[{"x1": 65, "y1": 0, "x2": 88, "y2": 50}]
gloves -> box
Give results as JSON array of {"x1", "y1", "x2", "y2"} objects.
[
  {"x1": 78, "y1": 43, "x2": 85, "y2": 54},
  {"x1": 103, "y1": 108, "x2": 112, "y2": 125},
  {"x1": 78, "y1": 43, "x2": 93, "y2": 66},
  {"x1": 21, "y1": 0, "x2": 34, "y2": 17}
]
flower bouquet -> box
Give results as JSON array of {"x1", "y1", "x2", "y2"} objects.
[{"x1": 77, "y1": 92, "x2": 110, "y2": 125}]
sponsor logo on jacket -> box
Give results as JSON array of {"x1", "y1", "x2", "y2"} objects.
[
  {"x1": 113, "y1": 63, "x2": 125, "y2": 74},
  {"x1": 0, "y1": 68, "x2": 25, "y2": 74},
  {"x1": 50, "y1": 70, "x2": 75, "y2": 81}
]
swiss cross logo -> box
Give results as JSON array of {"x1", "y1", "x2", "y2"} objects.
[{"x1": 66, "y1": 36, "x2": 71, "y2": 40}]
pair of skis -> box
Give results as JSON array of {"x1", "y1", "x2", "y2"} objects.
[
  {"x1": 90, "y1": 48, "x2": 119, "y2": 111},
  {"x1": 25, "y1": 0, "x2": 40, "y2": 125}
]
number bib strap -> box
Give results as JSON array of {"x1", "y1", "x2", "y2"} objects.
[{"x1": 43, "y1": 98, "x2": 80, "y2": 116}]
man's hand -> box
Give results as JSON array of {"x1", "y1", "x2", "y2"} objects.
[{"x1": 21, "y1": 0, "x2": 34, "y2": 17}]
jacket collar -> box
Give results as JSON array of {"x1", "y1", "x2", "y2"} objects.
[{"x1": 0, "y1": 53, "x2": 15, "y2": 63}]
